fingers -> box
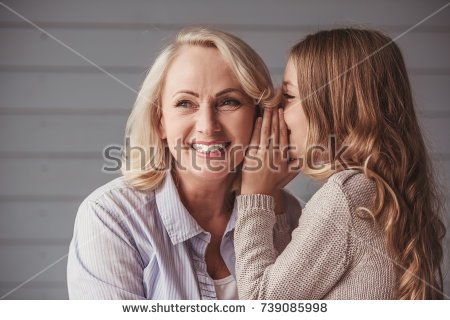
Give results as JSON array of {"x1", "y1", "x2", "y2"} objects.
[
  {"x1": 287, "y1": 157, "x2": 303, "y2": 174},
  {"x1": 271, "y1": 106, "x2": 279, "y2": 146},
  {"x1": 248, "y1": 117, "x2": 262, "y2": 156},
  {"x1": 260, "y1": 107, "x2": 272, "y2": 149},
  {"x1": 278, "y1": 108, "x2": 289, "y2": 159},
  {"x1": 281, "y1": 158, "x2": 303, "y2": 186}
]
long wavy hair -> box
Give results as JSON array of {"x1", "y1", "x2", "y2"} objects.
[
  {"x1": 289, "y1": 28, "x2": 446, "y2": 299},
  {"x1": 122, "y1": 27, "x2": 276, "y2": 190}
]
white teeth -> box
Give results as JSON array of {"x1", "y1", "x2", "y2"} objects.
[{"x1": 192, "y1": 143, "x2": 227, "y2": 153}]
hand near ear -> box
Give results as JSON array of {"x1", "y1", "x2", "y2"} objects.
[{"x1": 241, "y1": 107, "x2": 302, "y2": 197}]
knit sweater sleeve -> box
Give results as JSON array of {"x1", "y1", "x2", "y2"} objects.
[
  {"x1": 272, "y1": 189, "x2": 302, "y2": 254},
  {"x1": 234, "y1": 182, "x2": 352, "y2": 300}
]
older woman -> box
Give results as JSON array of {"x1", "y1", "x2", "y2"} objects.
[{"x1": 67, "y1": 27, "x2": 301, "y2": 299}]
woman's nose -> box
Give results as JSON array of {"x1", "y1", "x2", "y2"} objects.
[{"x1": 195, "y1": 103, "x2": 222, "y2": 135}]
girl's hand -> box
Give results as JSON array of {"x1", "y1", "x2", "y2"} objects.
[{"x1": 241, "y1": 107, "x2": 302, "y2": 196}]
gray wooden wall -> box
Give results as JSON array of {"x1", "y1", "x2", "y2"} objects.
[{"x1": 0, "y1": 0, "x2": 449, "y2": 299}]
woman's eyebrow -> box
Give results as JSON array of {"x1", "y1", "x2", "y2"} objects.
[
  {"x1": 215, "y1": 88, "x2": 245, "y2": 97},
  {"x1": 172, "y1": 88, "x2": 244, "y2": 98},
  {"x1": 172, "y1": 90, "x2": 199, "y2": 97}
]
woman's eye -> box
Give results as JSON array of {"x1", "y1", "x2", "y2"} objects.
[
  {"x1": 175, "y1": 100, "x2": 196, "y2": 109},
  {"x1": 217, "y1": 99, "x2": 241, "y2": 111}
]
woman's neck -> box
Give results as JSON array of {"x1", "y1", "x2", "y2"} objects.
[{"x1": 172, "y1": 170, "x2": 236, "y2": 232}]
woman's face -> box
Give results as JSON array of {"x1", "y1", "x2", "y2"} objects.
[
  {"x1": 159, "y1": 46, "x2": 256, "y2": 181},
  {"x1": 282, "y1": 59, "x2": 308, "y2": 160}
]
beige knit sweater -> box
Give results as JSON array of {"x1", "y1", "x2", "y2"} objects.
[{"x1": 235, "y1": 170, "x2": 397, "y2": 299}]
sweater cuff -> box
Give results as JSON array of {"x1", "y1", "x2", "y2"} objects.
[{"x1": 236, "y1": 194, "x2": 274, "y2": 211}]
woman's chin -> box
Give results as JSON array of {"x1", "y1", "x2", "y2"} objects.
[
  {"x1": 195, "y1": 162, "x2": 233, "y2": 178},
  {"x1": 174, "y1": 159, "x2": 238, "y2": 181},
  {"x1": 171, "y1": 150, "x2": 244, "y2": 181}
]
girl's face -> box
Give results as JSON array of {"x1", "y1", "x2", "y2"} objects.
[
  {"x1": 282, "y1": 60, "x2": 308, "y2": 161},
  {"x1": 159, "y1": 46, "x2": 256, "y2": 181}
]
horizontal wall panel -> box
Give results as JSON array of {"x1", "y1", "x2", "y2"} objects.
[
  {"x1": 0, "y1": 158, "x2": 120, "y2": 197},
  {"x1": 0, "y1": 201, "x2": 79, "y2": 240},
  {"x1": 0, "y1": 244, "x2": 68, "y2": 282},
  {"x1": 0, "y1": 28, "x2": 176, "y2": 69},
  {"x1": 420, "y1": 117, "x2": 450, "y2": 155},
  {"x1": 1, "y1": 28, "x2": 449, "y2": 71},
  {"x1": 411, "y1": 74, "x2": 450, "y2": 114},
  {"x1": 0, "y1": 72, "x2": 142, "y2": 111},
  {"x1": 0, "y1": 114, "x2": 126, "y2": 153},
  {"x1": 0, "y1": 285, "x2": 68, "y2": 300},
  {"x1": 1, "y1": 73, "x2": 449, "y2": 114},
  {"x1": 1, "y1": 0, "x2": 449, "y2": 300},
  {"x1": 1, "y1": 0, "x2": 449, "y2": 28},
  {"x1": 286, "y1": 161, "x2": 450, "y2": 202},
  {"x1": 0, "y1": 114, "x2": 447, "y2": 155},
  {"x1": 433, "y1": 159, "x2": 450, "y2": 195}
]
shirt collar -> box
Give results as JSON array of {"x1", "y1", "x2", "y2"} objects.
[
  {"x1": 224, "y1": 200, "x2": 237, "y2": 236},
  {"x1": 155, "y1": 173, "x2": 204, "y2": 245},
  {"x1": 155, "y1": 173, "x2": 238, "y2": 245}
]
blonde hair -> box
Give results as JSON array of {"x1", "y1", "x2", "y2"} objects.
[
  {"x1": 122, "y1": 26, "x2": 276, "y2": 190},
  {"x1": 290, "y1": 28, "x2": 446, "y2": 299}
]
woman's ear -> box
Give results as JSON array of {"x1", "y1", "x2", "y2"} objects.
[{"x1": 157, "y1": 115, "x2": 167, "y2": 139}]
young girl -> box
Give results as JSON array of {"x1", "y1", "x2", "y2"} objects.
[{"x1": 235, "y1": 28, "x2": 446, "y2": 299}]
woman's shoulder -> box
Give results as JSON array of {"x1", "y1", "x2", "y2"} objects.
[
  {"x1": 82, "y1": 176, "x2": 155, "y2": 210},
  {"x1": 76, "y1": 176, "x2": 159, "y2": 233},
  {"x1": 73, "y1": 177, "x2": 164, "y2": 254}
]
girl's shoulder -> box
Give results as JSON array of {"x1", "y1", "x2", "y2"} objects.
[
  {"x1": 327, "y1": 169, "x2": 376, "y2": 211},
  {"x1": 303, "y1": 169, "x2": 381, "y2": 242},
  {"x1": 304, "y1": 169, "x2": 376, "y2": 220}
]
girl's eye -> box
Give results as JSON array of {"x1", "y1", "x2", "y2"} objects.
[
  {"x1": 216, "y1": 98, "x2": 242, "y2": 111},
  {"x1": 283, "y1": 93, "x2": 295, "y2": 100}
]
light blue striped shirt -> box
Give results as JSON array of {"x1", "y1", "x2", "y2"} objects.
[{"x1": 67, "y1": 173, "x2": 301, "y2": 299}]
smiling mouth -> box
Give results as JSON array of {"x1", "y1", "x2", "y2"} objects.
[{"x1": 190, "y1": 141, "x2": 231, "y2": 158}]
